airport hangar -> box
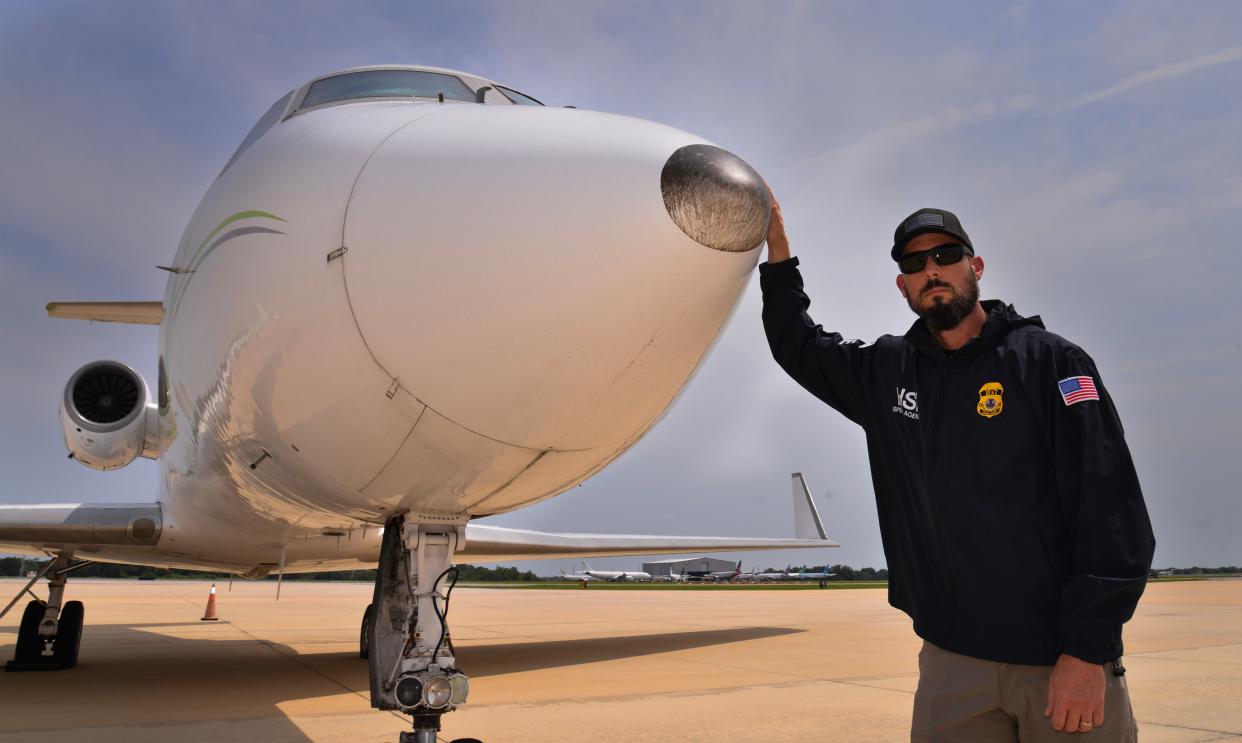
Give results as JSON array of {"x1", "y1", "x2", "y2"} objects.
[{"x1": 642, "y1": 557, "x2": 737, "y2": 577}]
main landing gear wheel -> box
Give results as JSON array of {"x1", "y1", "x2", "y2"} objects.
[
  {"x1": 53, "y1": 601, "x2": 85, "y2": 669},
  {"x1": 5, "y1": 555, "x2": 86, "y2": 671},
  {"x1": 13, "y1": 600, "x2": 45, "y2": 662},
  {"x1": 360, "y1": 603, "x2": 372, "y2": 659}
]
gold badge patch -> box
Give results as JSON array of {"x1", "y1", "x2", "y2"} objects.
[{"x1": 977, "y1": 382, "x2": 1004, "y2": 419}]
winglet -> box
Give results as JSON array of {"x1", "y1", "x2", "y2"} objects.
[{"x1": 792, "y1": 473, "x2": 828, "y2": 540}]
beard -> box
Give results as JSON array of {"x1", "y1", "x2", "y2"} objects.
[{"x1": 907, "y1": 271, "x2": 980, "y2": 332}]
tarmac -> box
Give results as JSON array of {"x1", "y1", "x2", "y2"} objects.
[{"x1": 0, "y1": 578, "x2": 1239, "y2": 742}]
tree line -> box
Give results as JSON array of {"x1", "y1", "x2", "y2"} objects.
[
  {"x1": 1152, "y1": 566, "x2": 1239, "y2": 576},
  {"x1": 0, "y1": 557, "x2": 537, "y2": 582},
  {"x1": 772, "y1": 564, "x2": 889, "y2": 580},
  {"x1": 5, "y1": 557, "x2": 1235, "y2": 582}
]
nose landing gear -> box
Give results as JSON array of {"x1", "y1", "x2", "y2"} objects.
[
  {"x1": 3, "y1": 553, "x2": 89, "y2": 671},
  {"x1": 369, "y1": 516, "x2": 480, "y2": 743}
]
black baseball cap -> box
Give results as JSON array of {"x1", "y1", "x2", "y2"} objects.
[{"x1": 891, "y1": 208, "x2": 973, "y2": 261}]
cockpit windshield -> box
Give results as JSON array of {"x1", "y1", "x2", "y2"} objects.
[
  {"x1": 300, "y1": 70, "x2": 477, "y2": 109},
  {"x1": 219, "y1": 68, "x2": 545, "y2": 179},
  {"x1": 497, "y1": 86, "x2": 543, "y2": 106}
]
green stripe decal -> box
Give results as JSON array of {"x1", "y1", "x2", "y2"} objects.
[
  {"x1": 168, "y1": 209, "x2": 289, "y2": 329},
  {"x1": 196, "y1": 210, "x2": 288, "y2": 255}
]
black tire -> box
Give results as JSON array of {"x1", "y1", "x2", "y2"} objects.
[
  {"x1": 52, "y1": 600, "x2": 84, "y2": 669},
  {"x1": 359, "y1": 603, "x2": 372, "y2": 659},
  {"x1": 14, "y1": 600, "x2": 46, "y2": 662},
  {"x1": 449, "y1": 739, "x2": 485, "y2": 743}
]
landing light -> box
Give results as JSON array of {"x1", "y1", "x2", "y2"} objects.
[
  {"x1": 423, "y1": 676, "x2": 452, "y2": 708},
  {"x1": 395, "y1": 676, "x2": 423, "y2": 708},
  {"x1": 448, "y1": 673, "x2": 470, "y2": 705}
]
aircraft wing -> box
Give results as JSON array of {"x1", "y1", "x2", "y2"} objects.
[
  {"x1": 458, "y1": 526, "x2": 835, "y2": 561},
  {"x1": 0, "y1": 504, "x2": 163, "y2": 556},
  {"x1": 46, "y1": 301, "x2": 164, "y2": 325},
  {"x1": 458, "y1": 473, "x2": 837, "y2": 561},
  {"x1": 0, "y1": 476, "x2": 834, "y2": 565}
]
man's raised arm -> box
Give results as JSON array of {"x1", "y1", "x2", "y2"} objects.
[
  {"x1": 765, "y1": 193, "x2": 792, "y2": 264},
  {"x1": 759, "y1": 195, "x2": 873, "y2": 426}
]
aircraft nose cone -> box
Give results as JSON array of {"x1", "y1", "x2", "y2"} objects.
[{"x1": 660, "y1": 144, "x2": 771, "y2": 253}]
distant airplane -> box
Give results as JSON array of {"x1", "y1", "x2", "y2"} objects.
[
  {"x1": 579, "y1": 561, "x2": 652, "y2": 582},
  {"x1": 559, "y1": 568, "x2": 598, "y2": 582},
  {"x1": 0, "y1": 65, "x2": 838, "y2": 741},
  {"x1": 742, "y1": 565, "x2": 836, "y2": 582},
  {"x1": 693, "y1": 560, "x2": 743, "y2": 582},
  {"x1": 787, "y1": 567, "x2": 838, "y2": 581},
  {"x1": 740, "y1": 568, "x2": 788, "y2": 582}
]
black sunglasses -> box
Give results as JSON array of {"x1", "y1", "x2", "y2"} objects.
[{"x1": 897, "y1": 243, "x2": 973, "y2": 274}]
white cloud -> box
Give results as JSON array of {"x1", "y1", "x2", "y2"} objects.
[
  {"x1": 1064, "y1": 46, "x2": 1242, "y2": 109},
  {"x1": 775, "y1": 95, "x2": 1040, "y2": 181}
]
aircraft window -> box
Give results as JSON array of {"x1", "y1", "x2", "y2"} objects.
[
  {"x1": 219, "y1": 91, "x2": 293, "y2": 176},
  {"x1": 301, "y1": 70, "x2": 476, "y2": 109},
  {"x1": 496, "y1": 86, "x2": 544, "y2": 106}
]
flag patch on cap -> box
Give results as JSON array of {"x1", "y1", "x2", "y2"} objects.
[
  {"x1": 1058, "y1": 376, "x2": 1099, "y2": 406},
  {"x1": 905, "y1": 213, "x2": 944, "y2": 232}
]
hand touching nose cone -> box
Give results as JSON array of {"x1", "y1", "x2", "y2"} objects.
[{"x1": 764, "y1": 191, "x2": 791, "y2": 264}]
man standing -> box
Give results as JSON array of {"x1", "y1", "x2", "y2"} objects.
[{"x1": 760, "y1": 197, "x2": 1154, "y2": 741}]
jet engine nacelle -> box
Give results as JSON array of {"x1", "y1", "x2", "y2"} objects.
[{"x1": 60, "y1": 361, "x2": 158, "y2": 471}]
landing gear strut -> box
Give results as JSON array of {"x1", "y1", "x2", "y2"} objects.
[
  {"x1": 4, "y1": 553, "x2": 88, "y2": 671},
  {"x1": 369, "y1": 516, "x2": 478, "y2": 743}
]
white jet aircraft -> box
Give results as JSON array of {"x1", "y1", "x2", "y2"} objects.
[
  {"x1": 0, "y1": 65, "x2": 837, "y2": 742},
  {"x1": 577, "y1": 560, "x2": 651, "y2": 582},
  {"x1": 743, "y1": 566, "x2": 837, "y2": 582},
  {"x1": 703, "y1": 560, "x2": 744, "y2": 582}
]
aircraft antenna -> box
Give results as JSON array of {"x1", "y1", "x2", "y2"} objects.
[{"x1": 275, "y1": 543, "x2": 287, "y2": 601}]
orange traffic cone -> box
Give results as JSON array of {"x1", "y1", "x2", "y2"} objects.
[{"x1": 200, "y1": 583, "x2": 220, "y2": 621}]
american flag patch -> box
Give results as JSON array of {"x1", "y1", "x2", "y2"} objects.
[
  {"x1": 1058, "y1": 376, "x2": 1099, "y2": 406},
  {"x1": 905, "y1": 213, "x2": 944, "y2": 231}
]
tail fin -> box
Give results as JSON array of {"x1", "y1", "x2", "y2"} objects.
[
  {"x1": 581, "y1": 560, "x2": 592, "y2": 571},
  {"x1": 792, "y1": 473, "x2": 828, "y2": 540}
]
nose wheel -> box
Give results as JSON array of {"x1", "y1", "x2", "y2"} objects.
[
  {"x1": 400, "y1": 732, "x2": 483, "y2": 743},
  {"x1": 398, "y1": 727, "x2": 483, "y2": 743}
]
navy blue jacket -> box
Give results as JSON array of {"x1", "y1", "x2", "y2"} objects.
[{"x1": 760, "y1": 257, "x2": 1155, "y2": 665}]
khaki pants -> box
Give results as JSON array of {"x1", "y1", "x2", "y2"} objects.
[{"x1": 912, "y1": 642, "x2": 1137, "y2": 742}]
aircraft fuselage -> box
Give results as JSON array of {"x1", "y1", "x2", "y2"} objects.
[{"x1": 143, "y1": 69, "x2": 763, "y2": 571}]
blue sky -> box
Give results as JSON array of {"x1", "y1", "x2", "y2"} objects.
[{"x1": 1, "y1": 1, "x2": 1239, "y2": 574}]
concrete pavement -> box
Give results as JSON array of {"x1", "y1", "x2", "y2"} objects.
[{"x1": 0, "y1": 578, "x2": 1238, "y2": 742}]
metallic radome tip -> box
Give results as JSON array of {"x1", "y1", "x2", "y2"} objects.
[{"x1": 660, "y1": 144, "x2": 771, "y2": 253}]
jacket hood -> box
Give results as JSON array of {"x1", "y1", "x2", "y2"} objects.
[{"x1": 904, "y1": 299, "x2": 1043, "y2": 361}]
